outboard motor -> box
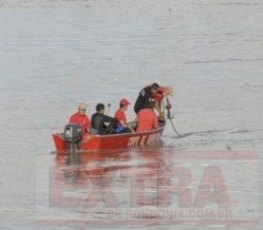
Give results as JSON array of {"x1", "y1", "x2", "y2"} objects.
[{"x1": 63, "y1": 124, "x2": 83, "y2": 152}]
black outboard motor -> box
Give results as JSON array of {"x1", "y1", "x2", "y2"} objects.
[{"x1": 63, "y1": 124, "x2": 83, "y2": 152}]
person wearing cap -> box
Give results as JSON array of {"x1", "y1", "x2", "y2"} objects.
[
  {"x1": 135, "y1": 99, "x2": 159, "y2": 133},
  {"x1": 115, "y1": 98, "x2": 130, "y2": 126},
  {"x1": 69, "y1": 102, "x2": 90, "y2": 134},
  {"x1": 114, "y1": 98, "x2": 133, "y2": 133}
]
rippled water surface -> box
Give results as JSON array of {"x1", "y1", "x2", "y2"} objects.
[{"x1": 0, "y1": 0, "x2": 263, "y2": 229}]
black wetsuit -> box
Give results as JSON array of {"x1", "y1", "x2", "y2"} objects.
[
  {"x1": 91, "y1": 113, "x2": 116, "y2": 135},
  {"x1": 134, "y1": 86, "x2": 154, "y2": 114}
]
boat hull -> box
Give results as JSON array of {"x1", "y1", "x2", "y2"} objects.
[{"x1": 52, "y1": 125, "x2": 165, "y2": 153}]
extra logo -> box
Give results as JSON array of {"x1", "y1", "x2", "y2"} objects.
[{"x1": 36, "y1": 149, "x2": 258, "y2": 227}]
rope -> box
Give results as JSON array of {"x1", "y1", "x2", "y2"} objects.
[{"x1": 165, "y1": 97, "x2": 183, "y2": 137}]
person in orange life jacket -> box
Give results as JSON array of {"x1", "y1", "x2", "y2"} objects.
[
  {"x1": 114, "y1": 98, "x2": 133, "y2": 133},
  {"x1": 69, "y1": 102, "x2": 90, "y2": 134},
  {"x1": 134, "y1": 83, "x2": 173, "y2": 119},
  {"x1": 135, "y1": 99, "x2": 159, "y2": 133}
]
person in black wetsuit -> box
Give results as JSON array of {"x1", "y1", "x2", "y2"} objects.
[
  {"x1": 134, "y1": 83, "x2": 160, "y2": 114},
  {"x1": 91, "y1": 103, "x2": 117, "y2": 135}
]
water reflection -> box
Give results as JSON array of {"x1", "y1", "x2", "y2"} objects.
[{"x1": 50, "y1": 148, "x2": 170, "y2": 211}]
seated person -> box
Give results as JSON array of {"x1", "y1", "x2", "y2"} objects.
[
  {"x1": 135, "y1": 99, "x2": 159, "y2": 133},
  {"x1": 91, "y1": 103, "x2": 117, "y2": 135},
  {"x1": 114, "y1": 98, "x2": 133, "y2": 133},
  {"x1": 69, "y1": 102, "x2": 90, "y2": 134}
]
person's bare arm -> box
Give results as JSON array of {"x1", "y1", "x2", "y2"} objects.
[
  {"x1": 155, "y1": 101, "x2": 164, "y2": 120},
  {"x1": 119, "y1": 120, "x2": 128, "y2": 127},
  {"x1": 153, "y1": 115, "x2": 159, "y2": 129}
]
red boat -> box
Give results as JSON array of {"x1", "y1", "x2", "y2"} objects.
[{"x1": 52, "y1": 122, "x2": 165, "y2": 154}]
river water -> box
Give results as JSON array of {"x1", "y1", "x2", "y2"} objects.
[{"x1": 0, "y1": 0, "x2": 263, "y2": 229}]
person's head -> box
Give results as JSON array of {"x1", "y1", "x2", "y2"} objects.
[
  {"x1": 78, "y1": 102, "x2": 87, "y2": 116},
  {"x1": 119, "y1": 98, "x2": 131, "y2": 111},
  {"x1": 96, "y1": 103, "x2": 105, "y2": 114},
  {"x1": 151, "y1": 82, "x2": 159, "y2": 94}
]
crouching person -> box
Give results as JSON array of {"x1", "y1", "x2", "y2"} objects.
[{"x1": 135, "y1": 99, "x2": 159, "y2": 133}]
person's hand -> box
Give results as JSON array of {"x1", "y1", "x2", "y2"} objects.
[
  {"x1": 165, "y1": 100, "x2": 172, "y2": 109},
  {"x1": 86, "y1": 134, "x2": 94, "y2": 140},
  {"x1": 158, "y1": 112, "x2": 165, "y2": 120}
]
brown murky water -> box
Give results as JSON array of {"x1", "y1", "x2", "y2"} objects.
[{"x1": 0, "y1": 0, "x2": 262, "y2": 229}]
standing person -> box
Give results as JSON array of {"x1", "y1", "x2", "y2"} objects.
[
  {"x1": 134, "y1": 83, "x2": 173, "y2": 115},
  {"x1": 134, "y1": 83, "x2": 159, "y2": 114},
  {"x1": 69, "y1": 102, "x2": 90, "y2": 134},
  {"x1": 135, "y1": 100, "x2": 159, "y2": 133},
  {"x1": 152, "y1": 86, "x2": 174, "y2": 120},
  {"x1": 91, "y1": 103, "x2": 117, "y2": 135},
  {"x1": 115, "y1": 98, "x2": 133, "y2": 133}
]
